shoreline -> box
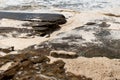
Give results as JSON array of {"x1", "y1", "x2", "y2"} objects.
[{"x1": 0, "y1": 8, "x2": 120, "y2": 80}]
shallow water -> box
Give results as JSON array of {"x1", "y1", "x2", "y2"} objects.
[{"x1": 0, "y1": 0, "x2": 120, "y2": 11}]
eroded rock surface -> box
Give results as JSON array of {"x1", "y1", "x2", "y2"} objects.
[
  {"x1": 0, "y1": 52, "x2": 91, "y2": 80},
  {"x1": 0, "y1": 11, "x2": 66, "y2": 24},
  {"x1": 0, "y1": 13, "x2": 66, "y2": 52},
  {"x1": 50, "y1": 50, "x2": 78, "y2": 58},
  {"x1": 23, "y1": 20, "x2": 120, "y2": 59},
  {"x1": 0, "y1": 12, "x2": 66, "y2": 38}
]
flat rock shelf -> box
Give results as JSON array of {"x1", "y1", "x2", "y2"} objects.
[
  {"x1": 0, "y1": 11, "x2": 66, "y2": 24},
  {"x1": 0, "y1": 11, "x2": 67, "y2": 38}
]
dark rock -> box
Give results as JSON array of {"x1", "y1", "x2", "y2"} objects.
[
  {"x1": 99, "y1": 22, "x2": 110, "y2": 27},
  {"x1": 0, "y1": 11, "x2": 66, "y2": 24},
  {"x1": 0, "y1": 52, "x2": 91, "y2": 80},
  {"x1": 33, "y1": 27, "x2": 49, "y2": 31},
  {"x1": 72, "y1": 26, "x2": 85, "y2": 31},
  {"x1": 22, "y1": 21, "x2": 120, "y2": 59},
  {"x1": 0, "y1": 48, "x2": 11, "y2": 53},
  {"x1": 41, "y1": 60, "x2": 66, "y2": 79},
  {"x1": 0, "y1": 27, "x2": 33, "y2": 33},
  {"x1": 32, "y1": 22, "x2": 61, "y2": 36},
  {"x1": 30, "y1": 22, "x2": 56, "y2": 27},
  {"x1": 0, "y1": 22, "x2": 60, "y2": 37},
  {"x1": 0, "y1": 18, "x2": 63, "y2": 37},
  {"x1": 104, "y1": 13, "x2": 120, "y2": 17},
  {"x1": 85, "y1": 22, "x2": 96, "y2": 25},
  {"x1": 95, "y1": 30, "x2": 111, "y2": 36},
  {"x1": 50, "y1": 50, "x2": 78, "y2": 58},
  {"x1": 62, "y1": 35, "x2": 83, "y2": 40},
  {"x1": 20, "y1": 43, "x2": 51, "y2": 56},
  {"x1": 0, "y1": 46, "x2": 15, "y2": 53},
  {"x1": 0, "y1": 27, "x2": 34, "y2": 38},
  {"x1": 66, "y1": 72, "x2": 92, "y2": 80},
  {"x1": 11, "y1": 46, "x2": 14, "y2": 51}
]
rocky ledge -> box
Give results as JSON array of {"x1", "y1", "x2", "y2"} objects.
[
  {"x1": 0, "y1": 52, "x2": 91, "y2": 80},
  {"x1": 0, "y1": 12, "x2": 66, "y2": 38},
  {"x1": 22, "y1": 20, "x2": 120, "y2": 59},
  {"x1": 0, "y1": 11, "x2": 66, "y2": 24},
  {"x1": 0, "y1": 12, "x2": 66, "y2": 57}
]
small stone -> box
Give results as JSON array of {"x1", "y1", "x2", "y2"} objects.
[
  {"x1": 85, "y1": 22, "x2": 96, "y2": 25},
  {"x1": 50, "y1": 50, "x2": 78, "y2": 58},
  {"x1": 99, "y1": 22, "x2": 110, "y2": 27}
]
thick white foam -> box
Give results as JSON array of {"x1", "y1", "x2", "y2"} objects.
[{"x1": 0, "y1": 0, "x2": 120, "y2": 11}]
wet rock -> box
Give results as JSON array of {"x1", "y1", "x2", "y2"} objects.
[
  {"x1": 21, "y1": 45, "x2": 51, "y2": 56},
  {"x1": 66, "y1": 72, "x2": 92, "y2": 80},
  {"x1": 0, "y1": 12, "x2": 66, "y2": 37},
  {"x1": 50, "y1": 50, "x2": 78, "y2": 58},
  {"x1": 0, "y1": 22, "x2": 60, "y2": 37},
  {"x1": 0, "y1": 11, "x2": 66, "y2": 24},
  {"x1": 32, "y1": 22, "x2": 61, "y2": 36},
  {"x1": 99, "y1": 22, "x2": 110, "y2": 27},
  {"x1": 41, "y1": 60, "x2": 66, "y2": 79},
  {"x1": 0, "y1": 27, "x2": 34, "y2": 38},
  {"x1": 0, "y1": 27, "x2": 33, "y2": 33},
  {"x1": 62, "y1": 35, "x2": 83, "y2": 41},
  {"x1": 0, "y1": 52, "x2": 91, "y2": 80},
  {"x1": 23, "y1": 20, "x2": 120, "y2": 59},
  {"x1": 0, "y1": 48, "x2": 11, "y2": 53},
  {"x1": 104, "y1": 13, "x2": 120, "y2": 17},
  {"x1": 95, "y1": 30, "x2": 111, "y2": 37},
  {"x1": 0, "y1": 54, "x2": 49, "y2": 80},
  {"x1": 0, "y1": 12, "x2": 67, "y2": 37},
  {"x1": 0, "y1": 46, "x2": 15, "y2": 53},
  {"x1": 14, "y1": 74, "x2": 54, "y2": 80},
  {"x1": 85, "y1": 22, "x2": 96, "y2": 25},
  {"x1": 30, "y1": 22, "x2": 55, "y2": 27},
  {"x1": 104, "y1": 40, "x2": 120, "y2": 49}
]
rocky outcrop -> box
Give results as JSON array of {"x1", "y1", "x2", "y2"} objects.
[
  {"x1": 0, "y1": 11, "x2": 66, "y2": 24},
  {"x1": 0, "y1": 52, "x2": 92, "y2": 80},
  {"x1": 99, "y1": 22, "x2": 110, "y2": 27},
  {"x1": 0, "y1": 12, "x2": 66, "y2": 38},
  {"x1": 22, "y1": 20, "x2": 120, "y2": 59},
  {"x1": 50, "y1": 50, "x2": 78, "y2": 58},
  {"x1": 31, "y1": 22, "x2": 61, "y2": 36},
  {"x1": 104, "y1": 13, "x2": 120, "y2": 17}
]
